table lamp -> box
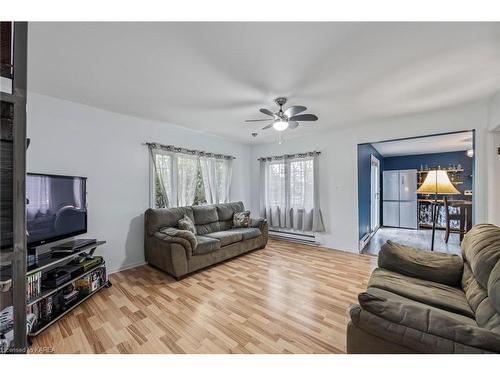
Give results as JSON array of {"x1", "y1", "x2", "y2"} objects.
[{"x1": 416, "y1": 170, "x2": 460, "y2": 250}]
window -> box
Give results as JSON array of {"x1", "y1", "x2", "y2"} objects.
[
  {"x1": 153, "y1": 153, "x2": 172, "y2": 208},
  {"x1": 267, "y1": 161, "x2": 285, "y2": 207},
  {"x1": 260, "y1": 153, "x2": 324, "y2": 232},
  {"x1": 150, "y1": 146, "x2": 233, "y2": 208},
  {"x1": 289, "y1": 158, "x2": 313, "y2": 209},
  {"x1": 193, "y1": 168, "x2": 207, "y2": 206}
]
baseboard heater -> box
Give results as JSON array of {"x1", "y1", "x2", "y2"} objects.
[
  {"x1": 359, "y1": 232, "x2": 372, "y2": 252},
  {"x1": 268, "y1": 229, "x2": 317, "y2": 245}
]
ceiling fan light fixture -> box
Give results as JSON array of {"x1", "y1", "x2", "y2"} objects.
[{"x1": 273, "y1": 119, "x2": 289, "y2": 131}]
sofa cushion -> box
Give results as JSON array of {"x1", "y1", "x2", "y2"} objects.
[
  {"x1": 461, "y1": 224, "x2": 500, "y2": 290},
  {"x1": 154, "y1": 227, "x2": 198, "y2": 257},
  {"x1": 216, "y1": 201, "x2": 245, "y2": 221},
  {"x1": 178, "y1": 215, "x2": 195, "y2": 234},
  {"x1": 219, "y1": 220, "x2": 233, "y2": 231},
  {"x1": 192, "y1": 205, "x2": 220, "y2": 235},
  {"x1": 192, "y1": 205, "x2": 219, "y2": 224},
  {"x1": 368, "y1": 268, "x2": 474, "y2": 318},
  {"x1": 379, "y1": 240, "x2": 463, "y2": 286},
  {"x1": 462, "y1": 262, "x2": 488, "y2": 312},
  {"x1": 216, "y1": 201, "x2": 245, "y2": 232},
  {"x1": 194, "y1": 235, "x2": 221, "y2": 255},
  {"x1": 205, "y1": 231, "x2": 243, "y2": 247},
  {"x1": 488, "y1": 259, "x2": 500, "y2": 316},
  {"x1": 145, "y1": 207, "x2": 194, "y2": 235},
  {"x1": 233, "y1": 210, "x2": 251, "y2": 228},
  {"x1": 355, "y1": 287, "x2": 500, "y2": 353},
  {"x1": 225, "y1": 227, "x2": 262, "y2": 241}
]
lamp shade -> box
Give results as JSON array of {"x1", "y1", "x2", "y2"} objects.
[
  {"x1": 273, "y1": 120, "x2": 289, "y2": 131},
  {"x1": 416, "y1": 170, "x2": 460, "y2": 195}
]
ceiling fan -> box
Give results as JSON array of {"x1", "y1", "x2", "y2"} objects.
[{"x1": 245, "y1": 97, "x2": 318, "y2": 131}]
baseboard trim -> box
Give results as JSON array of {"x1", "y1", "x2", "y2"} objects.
[{"x1": 107, "y1": 260, "x2": 147, "y2": 275}]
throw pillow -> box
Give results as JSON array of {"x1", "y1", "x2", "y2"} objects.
[
  {"x1": 233, "y1": 210, "x2": 251, "y2": 228},
  {"x1": 178, "y1": 215, "x2": 196, "y2": 234}
]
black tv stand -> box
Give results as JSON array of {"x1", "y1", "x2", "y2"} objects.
[
  {"x1": 51, "y1": 238, "x2": 97, "y2": 251},
  {"x1": 25, "y1": 240, "x2": 109, "y2": 338}
]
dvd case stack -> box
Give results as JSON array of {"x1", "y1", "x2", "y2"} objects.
[
  {"x1": 76, "y1": 267, "x2": 106, "y2": 295},
  {"x1": 26, "y1": 302, "x2": 40, "y2": 330},
  {"x1": 26, "y1": 271, "x2": 42, "y2": 301}
]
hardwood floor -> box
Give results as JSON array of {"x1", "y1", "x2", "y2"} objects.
[
  {"x1": 363, "y1": 227, "x2": 462, "y2": 256},
  {"x1": 31, "y1": 240, "x2": 376, "y2": 354}
]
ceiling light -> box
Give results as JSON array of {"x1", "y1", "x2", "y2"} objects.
[
  {"x1": 273, "y1": 119, "x2": 289, "y2": 131},
  {"x1": 467, "y1": 149, "x2": 474, "y2": 158}
]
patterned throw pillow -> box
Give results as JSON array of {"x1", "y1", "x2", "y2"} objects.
[
  {"x1": 178, "y1": 215, "x2": 196, "y2": 234},
  {"x1": 233, "y1": 210, "x2": 251, "y2": 228}
]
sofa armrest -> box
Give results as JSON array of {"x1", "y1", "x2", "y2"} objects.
[
  {"x1": 250, "y1": 217, "x2": 268, "y2": 247},
  {"x1": 355, "y1": 287, "x2": 500, "y2": 353},
  {"x1": 154, "y1": 227, "x2": 197, "y2": 258},
  {"x1": 145, "y1": 236, "x2": 189, "y2": 278},
  {"x1": 378, "y1": 240, "x2": 463, "y2": 286},
  {"x1": 250, "y1": 217, "x2": 266, "y2": 229}
]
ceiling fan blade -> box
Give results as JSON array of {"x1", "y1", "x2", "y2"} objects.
[
  {"x1": 284, "y1": 106, "x2": 307, "y2": 118},
  {"x1": 288, "y1": 121, "x2": 299, "y2": 129},
  {"x1": 289, "y1": 114, "x2": 318, "y2": 122},
  {"x1": 245, "y1": 119, "x2": 273, "y2": 122},
  {"x1": 262, "y1": 123, "x2": 274, "y2": 130},
  {"x1": 260, "y1": 108, "x2": 275, "y2": 117}
]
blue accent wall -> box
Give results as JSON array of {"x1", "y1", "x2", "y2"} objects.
[
  {"x1": 357, "y1": 144, "x2": 383, "y2": 240},
  {"x1": 383, "y1": 151, "x2": 473, "y2": 194},
  {"x1": 358, "y1": 148, "x2": 473, "y2": 242}
]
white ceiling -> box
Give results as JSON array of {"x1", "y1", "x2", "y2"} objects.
[
  {"x1": 371, "y1": 131, "x2": 473, "y2": 157},
  {"x1": 27, "y1": 22, "x2": 500, "y2": 144}
]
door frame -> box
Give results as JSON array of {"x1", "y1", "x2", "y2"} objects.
[{"x1": 370, "y1": 154, "x2": 381, "y2": 233}]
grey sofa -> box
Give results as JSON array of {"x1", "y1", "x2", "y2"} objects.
[
  {"x1": 144, "y1": 201, "x2": 268, "y2": 279},
  {"x1": 347, "y1": 224, "x2": 500, "y2": 354}
]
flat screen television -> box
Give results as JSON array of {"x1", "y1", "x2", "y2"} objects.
[{"x1": 26, "y1": 173, "x2": 87, "y2": 247}]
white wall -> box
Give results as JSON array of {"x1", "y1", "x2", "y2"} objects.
[
  {"x1": 250, "y1": 99, "x2": 493, "y2": 253},
  {"x1": 27, "y1": 93, "x2": 251, "y2": 272},
  {"x1": 27, "y1": 91, "x2": 498, "y2": 269},
  {"x1": 487, "y1": 91, "x2": 500, "y2": 225},
  {"x1": 491, "y1": 132, "x2": 500, "y2": 226}
]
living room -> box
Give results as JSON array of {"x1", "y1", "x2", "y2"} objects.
[{"x1": 2, "y1": 1, "x2": 500, "y2": 372}]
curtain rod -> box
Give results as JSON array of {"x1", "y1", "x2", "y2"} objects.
[
  {"x1": 144, "y1": 142, "x2": 236, "y2": 160},
  {"x1": 257, "y1": 151, "x2": 321, "y2": 161}
]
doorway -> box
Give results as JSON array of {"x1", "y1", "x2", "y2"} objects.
[
  {"x1": 358, "y1": 130, "x2": 475, "y2": 255},
  {"x1": 370, "y1": 155, "x2": 380, "y2": 233}
]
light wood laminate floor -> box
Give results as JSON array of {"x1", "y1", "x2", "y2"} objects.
[
  {"x1": 30, "y1": 240, "x2": 376, "y2": 354},
  {"x1": 362, "y1": 227, "x2": 462, "y2": 256}
]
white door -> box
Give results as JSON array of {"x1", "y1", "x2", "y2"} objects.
[
  {"x1": 370, "y1": 156, "x2": 380, "y2": 232},
  {"x1": 383, "y1": 171, "x2": 399, "y2": 201},
  {"x1": 383, "y1": 201, "x2": 400, "y2": 227},
  {"x1": 399, "y1": 169, "x2": 418, "y2": 202},
  {"x1": 400, "y1": 201, "x2": 418, "y2": 229}
]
